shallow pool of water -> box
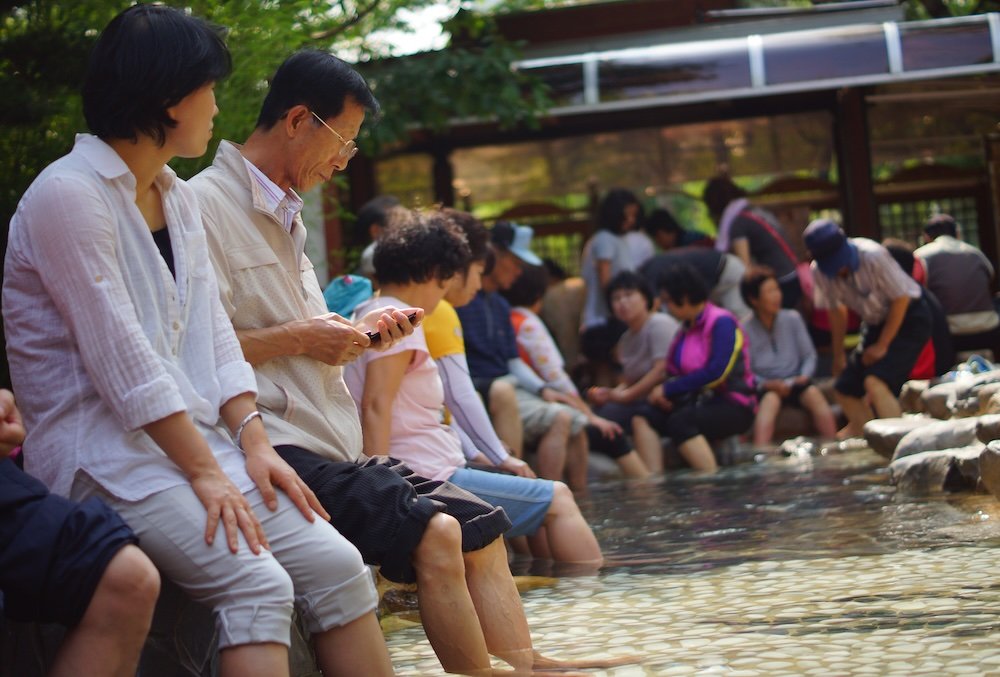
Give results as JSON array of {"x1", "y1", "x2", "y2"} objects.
[{"x1": 386, "y1": 447, "x2": 1000, "y2": 675}]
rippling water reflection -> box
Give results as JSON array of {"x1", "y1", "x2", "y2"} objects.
[{"x1": 386, "y1": 447, "x2": 1000, "y2": 675}]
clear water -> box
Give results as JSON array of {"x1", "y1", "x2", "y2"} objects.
[{"x1": 385, "y1": 447, "x2": 1000, "y2": 675}]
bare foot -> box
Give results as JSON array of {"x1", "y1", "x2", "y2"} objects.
[{"x1": 533, "y1": 650, "x2": 640, "y2": 670}]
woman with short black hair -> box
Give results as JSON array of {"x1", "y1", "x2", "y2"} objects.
[
  {"x1": 4, "y1": 6, "x2": 392, "y2": 675},
  {"x1": 636, "y1": 265, "x2": 756, "y2": 471}
]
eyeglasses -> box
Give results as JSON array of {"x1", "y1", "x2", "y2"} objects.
[{"x1": 310, "y1": 111, "x2": 359, "y2": 161}]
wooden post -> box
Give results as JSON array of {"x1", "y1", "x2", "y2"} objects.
[
  {"x1": 432, "y1": 145, "x2": 455, "y2": 207},
  {"x1": 984, "y1": 133, "x2": 1000, "y2": 288},
  {"x1": 833, "y1": 87, "x2": 879, "y2": 240}
]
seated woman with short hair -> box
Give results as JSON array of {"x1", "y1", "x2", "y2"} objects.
[
  {"x1": 741, "y1": 267, "x2": 838, "y2": 446},
  {"x1": 3, "y1": 7, "x2": 392, "y2": 675},
  {"x1": 344, "y1": 210, "x2": 603, "y2": 567},
  {"x1": 636, "y1": 265, "x2": 757, "y2": 471},
  {"x1": 587, "y1": 271, "x2": 680, "y2": 475}
]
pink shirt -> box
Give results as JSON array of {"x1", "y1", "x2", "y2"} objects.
[{"x1": 344, "y1": 296, "x2": 465, "y2": 481}]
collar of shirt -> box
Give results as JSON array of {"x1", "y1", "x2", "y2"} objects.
[
  {"x1": 242, "y1": 157, "x2": 303, "y2": 234},
  {"x1": 75, "y1": 133, "x2": 177, "y2": 192}
]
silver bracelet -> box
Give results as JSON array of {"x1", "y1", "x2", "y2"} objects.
[{"x1": 234, "y1": 410, "x2": 262, "y2": 450}]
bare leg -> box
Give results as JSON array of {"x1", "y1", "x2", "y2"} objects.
[
  {"x1": 539, "y1": 482, "x2": 602, "y2": 566},
  {"x1": 490, "y1": 380, "x2": 523, "y2": 458},
  {"x1": 534, "y1": 411, "x2": 570, "y2": 482},
  {"x1": 220, "y1": 644, "x2": 290, "y2": 677},
  {"x1": 414, "y1": 514, "x2": 493, "y2": 675},
  {"x1": 865, "y1": 375, "x2": 902, "y2": 419},
  {"x1": 752, "y1": 391, "x2": 782, "y2": 446},
  {"x1": 615, "y1": 450, "x2": 651, "y2": 480},
  {"x1": 50, "y1": 545, "x2": 159, "y2": 677},
  {"x1": 466, "y1": 541, "x2": 638, "y2": 675},
  {"x1": 677, "y1": 435, "x2": 718, "y2": 472},
  {"x1": 800, "y1": 385, "x2": 838, "y2": 439},
  {"x1": 835, "y1": 390, "x2": 874, "y2": 438},
  {"x1": 631, "y1": 416, "x2": 663, "y2": 474},
  {"x1": 464, "y1": 538, "x2": 534, "y2": 672},
  {"x1": 312, "y1": 612, "x2": 393, "y2": 677},
  {"x1": 565, "y1": 429, "x2": 589, "y2": 492},
  {"x1": 526, "y1": 525, "x2": 554, "y2": 560}
]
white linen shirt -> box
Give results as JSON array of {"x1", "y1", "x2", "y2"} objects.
[{"x1": 3, "y1": 134, "x2": 258, "y2": 500}]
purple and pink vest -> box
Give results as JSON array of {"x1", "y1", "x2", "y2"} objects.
[{"x1": 666, "y1": 303, "x2": 756, "y2": 408}]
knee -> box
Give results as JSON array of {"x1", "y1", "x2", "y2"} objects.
[
  {"x1": 489, "y1": 381, "x2": 518, "y2": 411},
  {"x1": 548, "y1": 481, "x2": 580, "y2": 517},
  {"x1": 550, "y1": 410, "x2": 572, "y2": 433},
  {"x1": 414, "y1": 513, "x2": 464, "y2": 575},
  {"x1": 863, "y1": 374, "x2": 889, "y2": 395},
  {"x1": 94, "y1": 544, "x2": 161, "y2": 619}
]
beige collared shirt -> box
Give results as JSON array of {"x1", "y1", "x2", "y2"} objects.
[{"x1": 192, "y1": 141, "x2": 363, "y2": 463}]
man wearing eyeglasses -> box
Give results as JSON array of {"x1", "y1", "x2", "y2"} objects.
[{"x1": 190, "y1": 49, "x2": 612, "y2": 675}]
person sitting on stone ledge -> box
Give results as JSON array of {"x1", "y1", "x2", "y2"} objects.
[
  {"x1": 587, "y1": 271, "x2": 680, "y2": 475},
  {"x1": 740, "y1": 267, "x2": 837, "y2": 446},
  {"x1": 634, "y1": 265, "x2": 757, "y2": 471},
  {"x1": 345, "y1": 211, "x2": 604, "y2": 571},
  {"x1": 636, "y1": 265, "x2": 757, "y2": 471},
  {"x1": 914, "y1": 213, "x2": 1000, "y2": 360},
  {"x1": 4, "y1": 8, "x2": 395, "y2": 676},
  {"x1": 193, "y1": 49, "x2": 615, "y2": 675},
  {"x1": 0, "y1": 389, "x2": 160, "y2": 677},
  {"x1": 502, "y1": 263, "x2": 653, "y2": 480},
  {"x1": 803, "y1": 219, "x2": 931, "y2": 439},
  {"x1": 457, "y1": 222, "x2": 591, "y2": 489}
]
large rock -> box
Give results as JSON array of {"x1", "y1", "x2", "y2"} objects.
[
  {"x1": 986, "y1": 392, "x2": 1000, "y2": 415},
  {"x1": 920, "y1": 382, "x2": 964, "y2": 419},
  {"x1": 888, "y1": 445, "x2": 984, "y2": 494},
  {"x1": 977, "y1": 382, "x2": 1000, "y2": 414},
  {"x1": 892, "y1": 418, "x2": 979, "y2": 462},
  {"x1": 899, "y1": 380, "x2": 930, "y2": 414},
  {"x1": 863, "y1": 416, "x2": 935, "y2": 459},
  {"x1": 981, "y1": 442, "x2": 1000, "y2": 500},
  {"x1": 976, "y1": 414, "x2": 1000, "y2": 443}
]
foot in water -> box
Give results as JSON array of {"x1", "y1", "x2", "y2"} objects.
[{"x1": 532, "y1": 649, "x2": 640, "y2": 670}]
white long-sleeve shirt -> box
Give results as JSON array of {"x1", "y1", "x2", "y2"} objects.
[{"x1": 3, "y1": 134, "x2": 257, "y2": 500}]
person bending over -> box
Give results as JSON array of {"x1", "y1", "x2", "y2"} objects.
[
  {"x1": 740, "y1": 267, "x2": 837, "y2": 446},
  {"x1": 635, "y1": 265, "x2": 757, "y2": 471},
  {"x1": 803, "y1": 219, "x2": 931, "y2": 438}
]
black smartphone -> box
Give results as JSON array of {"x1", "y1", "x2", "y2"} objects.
[{"x1": 365, "y1": 311, "x2": 419, "y2": 346}]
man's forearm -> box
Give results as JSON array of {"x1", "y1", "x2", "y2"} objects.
[
  {"x1": 829, "y1": 305, "x2": 847, "y2": 357},
  {"x1": 237, "y1": 324, "x2": 302, "y2": 366},
  {"x1": 876, "y1": 296, "x2": 911, "y2": 349}
]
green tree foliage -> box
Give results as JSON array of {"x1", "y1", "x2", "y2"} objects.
[{"x1": 0, "y1": 0, "x2": 549, "y2": 229}]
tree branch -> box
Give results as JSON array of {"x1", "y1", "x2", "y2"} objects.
[{"x1": 309, "y1": 0, "x2": 385, "y2": 41}]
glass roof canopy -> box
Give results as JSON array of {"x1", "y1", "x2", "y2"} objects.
[{"x1": 515, "y1": 13, "x2": 1000, "y2": 113}]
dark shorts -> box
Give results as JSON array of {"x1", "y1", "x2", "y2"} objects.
[
  {"x1": 0, "y1": 459, "x2": 137, "y2": 626},
  {"x1": 762, "y1": 380, "x2": 812, "y2": 408},
  {"x1": 835, "y1": 295, "x2": 932, "y2": 399},
  {"x1": 276, "y1": 446, "x2": 511, "y2": 584},
  {"x1": 592, "y1": 401, "x2": 645, "y2": 433},
  {"x1": 586, "y1": 424, "x2": 632, "y2": 460},
  {"x1": 637, "y1": 395, "x2": 755, "y2": 448}
]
